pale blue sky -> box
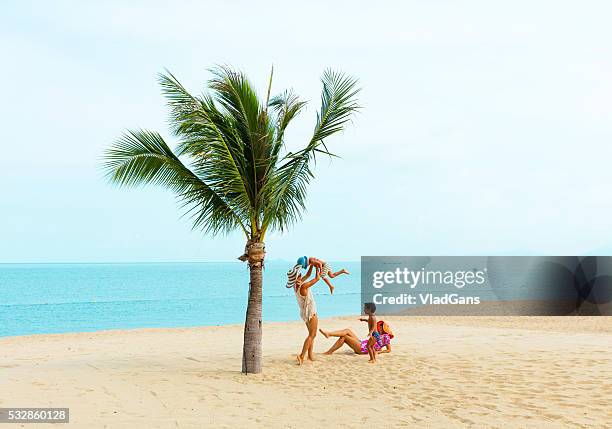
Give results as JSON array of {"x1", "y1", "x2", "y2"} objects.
[{"x1": 2, "y1": 1, "x2": 612, "y2": 263}]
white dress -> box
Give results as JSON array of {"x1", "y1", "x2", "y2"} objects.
[{"x1": 294, "y1": 286, "x2": 317, "y2": 322}]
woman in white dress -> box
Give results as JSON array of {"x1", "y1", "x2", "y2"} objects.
[{"x1": 287, "y1": 262, "x2": 322, "y2": 365}]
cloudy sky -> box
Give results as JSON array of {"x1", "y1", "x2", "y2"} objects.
[{"x1": 2, "y1": 1, "x2": 612, "y2": 262}]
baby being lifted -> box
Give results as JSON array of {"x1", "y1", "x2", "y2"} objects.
[{"x1": 296, "y1": 256, "x2": 350, "y2": 295}]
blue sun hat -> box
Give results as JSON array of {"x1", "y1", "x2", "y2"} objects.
[{"x1": 297, "y1": 256, "x2": 308, "y2": 269}]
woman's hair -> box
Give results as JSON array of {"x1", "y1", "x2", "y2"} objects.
[{"x1": 364, "y1": 302, "x2": 376, "y2": 314}]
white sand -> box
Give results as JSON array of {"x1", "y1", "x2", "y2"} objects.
[{"x1": 1, "y1": 316, "x2": 611, "y2": 428}]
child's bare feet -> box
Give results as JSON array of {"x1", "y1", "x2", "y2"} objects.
[
  {"x1": 307, "y1": 355, "x2": 316, "y2": 362},
  {"x1": 296, "y1": 355, "x2": 304, "y2": 365},
  {"x1": 319, "y1": 329, "x2": 330, "y2": 338},
  {"x1": 342, "y1": 269, "x2": 350, "y2": 275},
  {"x1": 323, "y1": 350, "x2": 333, "y2": 355},
  {"x1": 329, "y1": 285, "x2": 335, "y2": 295},
  {"x1": 368, "y1": 359, "x2": 376, "y2": 363}
]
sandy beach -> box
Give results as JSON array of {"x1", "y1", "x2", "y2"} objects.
[{"x1": 1, "y1": 316, "x2": 611, "y2": 428}]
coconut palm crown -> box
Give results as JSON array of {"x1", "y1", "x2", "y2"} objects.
[{"x1": 103, "y1": 66, "x2": 360, "y2": 373}]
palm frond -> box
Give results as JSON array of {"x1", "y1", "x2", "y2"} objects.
[
  {"x1": 260, "y1": 70, "x2": 359, "y2": 235},
  {"x1": 158, "y1": 71, "x2": 258, "y2": 227},
  {"x1": 310, "y1": 69, "x2": 360, "y2": 145},
  {"x1": 208, "y1": 66, "x2": 276, "y2": 233},
  {"x1": 268, "y1": 89, "x2": 307, "y2": 158},
  {"x1": 158, "y1": 70, "x2": 202, "y2": 135},
  {"x1": 103, "y1": 129, "x2": 247, "y2": 236},
  {"x1": 208, "y1": 65, "x2": 262, "y2": 143}
]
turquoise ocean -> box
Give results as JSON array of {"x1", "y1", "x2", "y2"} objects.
[{"x1": 0, "y1": 261, "x2": 360, "y2": 337}]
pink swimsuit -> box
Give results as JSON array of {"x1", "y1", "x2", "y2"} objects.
[{"x1": 360, "y1": 333, "x2": 391, "y2": 354}]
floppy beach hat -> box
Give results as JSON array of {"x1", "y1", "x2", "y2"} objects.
[
  {"x1": 296, "y1": 256, "x2": 308, "y2": 269},
  {"x1": 377, "y1": 320, "x2": 394, "y2": 339},
  {"x1": 286, "y1": 264, "x2": 302, "y2": 289}
]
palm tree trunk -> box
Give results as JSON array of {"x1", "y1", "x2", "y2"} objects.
[{"x1": 242, "y1": 242, "x2": 264, "y2": 374}]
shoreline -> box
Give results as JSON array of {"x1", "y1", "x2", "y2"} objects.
[
  {"x1": 2, "y1": 314, "x2": 612, "y2": 340},
  {"x1": 1, "y1": 316, "x2": 611, "y2": 428}
]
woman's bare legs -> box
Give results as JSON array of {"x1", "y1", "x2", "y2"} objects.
[
  {"x1": 323, "y1": 337, "x2": 345, "y2": 354},
  {"x1": 323, "y1": 333, "x2": 363, "y2": 355},
  {"x1": 320, "y1": 326, "x2": 365, "y2": 355},
  {"x1": 297, "y1": 315, "x2": 318, "y2": 365},
  {"x1": 307, "y1": 315, "x2": 318, "y2": 361},
  {"x1": 319, "y1": 328, "x2": 359, "y2": 340}
]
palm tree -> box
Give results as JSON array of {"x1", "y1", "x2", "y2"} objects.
[{"x1": 102, "y1": 65, "x2": 360, "y2": 373}]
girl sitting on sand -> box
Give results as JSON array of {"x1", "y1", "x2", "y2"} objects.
[
  {"x1": 287, "y1": 263, "x2": 323, "y2": 365},
  {"x1": 296, "y1": 256, "x2": 349, "y2": 295},
  {"x1": 319, "y1": 303, "x2": 393, "y2": 362}
]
